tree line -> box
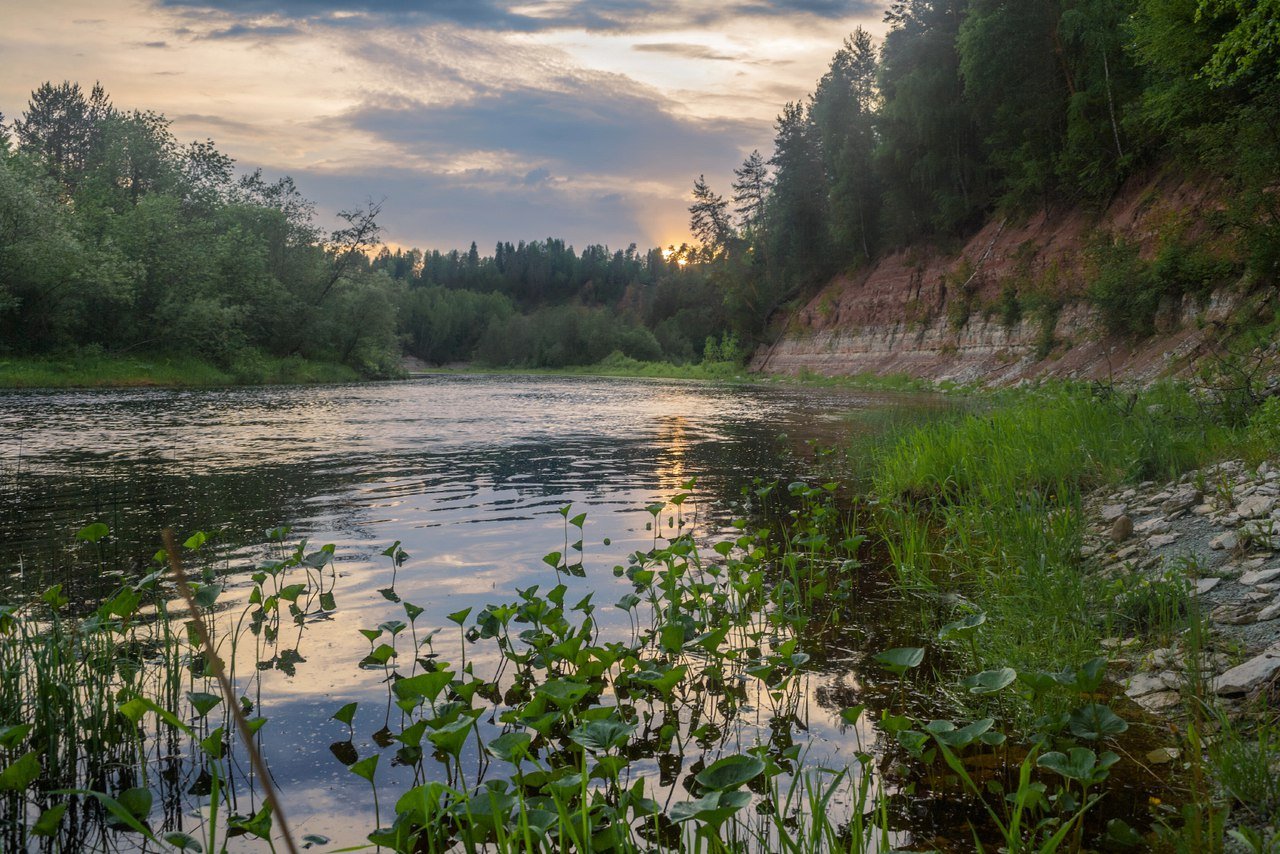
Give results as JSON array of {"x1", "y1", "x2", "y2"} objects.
[
  {"x1": 0, "y1": 82, "x2": 733, "y2": 373},
  {"x1": 3, "y1": 1, "x2": 1275, "y2": 377},
  {"x1": 0, "y1": 82, "x2": 402, "y2": 376},
  {"x1": 689, "y1": 0, "x2": 1279, "y2": 339}
]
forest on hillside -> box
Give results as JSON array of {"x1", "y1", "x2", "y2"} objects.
[{"x1": 1, "y1": 0, "x2": 1276, "y2": 376}]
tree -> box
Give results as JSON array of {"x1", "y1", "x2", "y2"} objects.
[
  {"x1": 811, "y1": 28, "x2": 880, "y2": 261},
  {"x1": 732, "y1": 150, "x2": 770, "y2": 233},
  {"x1": 877, "y1": 0, "x2": 989, "y2": 240},
  {"x1": 14, "y1": 81, "x2": 112, "y2": 194},
  {"x1": 688, "y1": 175, "x2": 734, "y2": 259}
]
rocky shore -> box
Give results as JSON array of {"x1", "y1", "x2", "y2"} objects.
[{"x1": 1084, "y1": 459, "x2": 1280, "y2": 719}]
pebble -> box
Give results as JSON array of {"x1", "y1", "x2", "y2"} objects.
[
  {"x1": 1110, "y1": 515, "x2": 1134, "y2": 543},
  {"x1": 1147, "y1": 533, "x2": 1181, "y2": 549}
]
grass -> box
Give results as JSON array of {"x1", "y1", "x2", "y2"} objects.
[
  {"x1": 0, "y1": 350, "x2": 362, "y2": 389},
  {"x1": 864, "y1": 382, "x2": 1244, "y2": 720}
]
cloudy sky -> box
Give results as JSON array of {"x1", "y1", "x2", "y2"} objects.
[{"x1": 1, "y1": 0, "x2": 886, "y2": 252}]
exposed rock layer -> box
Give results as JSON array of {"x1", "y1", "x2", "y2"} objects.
[{"x1": 751, "y1": 171, "x2": 1246, "y2": 384}]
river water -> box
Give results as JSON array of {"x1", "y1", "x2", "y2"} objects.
[{"x1": 3, "y1": 375, "x2": 945, "y2": 848}]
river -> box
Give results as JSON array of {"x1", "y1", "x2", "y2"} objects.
[{"x1": 1, "y1": 374, "x2": 939, "y2": 849}]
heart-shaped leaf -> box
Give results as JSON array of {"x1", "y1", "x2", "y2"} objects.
[
  {"x1": 873, "y1": 647, "x2": 925, "y2": 676},
  {"x1": 962, "y1": 668, "x2": 1017, "y2": 695},
  {"x1": 695, "y1": 754, "x2": 765, "y2": 791}
]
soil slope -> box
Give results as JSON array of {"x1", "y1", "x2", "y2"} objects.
[{"x1": 753, "y1": 170, "x2": 1246, "y2": 384}]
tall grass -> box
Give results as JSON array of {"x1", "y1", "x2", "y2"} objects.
[{"x1": 868, "y1": 383, "x2": 1240, "y2": 713}]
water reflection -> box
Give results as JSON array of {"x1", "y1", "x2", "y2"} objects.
[{"x1": 0, "y1": 374, "x2": 934, "y2": 849}]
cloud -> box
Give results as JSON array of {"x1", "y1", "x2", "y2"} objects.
[
  {"x1": 156, "y1": 0, "x2": 879, "y2": 34},
  {"x1": 520, "y1": 167, "x2": 554, "y2": 187},
  {"x1": 288, "y1": 164, "x2": 654, "y2": 250},
  {"x1": 342, "y1": 75, "x2": 763, "y2": 178},
  {"x1": 136, "y1": 40, "x2": 170, "y2": 48},
  {"x1": 172, "y1": 112, "x2": 270, "y2": 137},
  {"x1": 202, "y1": 22, "x2": 303, "y2": 39},
  {"x1": 632, "y1": 43, "x2": 739, "y2": 61}
]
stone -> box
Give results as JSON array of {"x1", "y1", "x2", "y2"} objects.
[
  {"x1": 1135, "y1": 690, "x2": 1182, "y2": 712},
  {"x1": 1212, "y1": 603, "x2": 1260, "y2": 625},
  {"x1": 1135, "y1": 517, "x2": 1171, "y2": 535},
  {"x1": 1237, "y1": 495, "x2": 1278, "y2": 519},
  {"x1": 1116, "y1": 545, "x2": 1142, "y2": 562},
  {"x1": 1161, "y1": 489, "x2": 1201, "y2": 514},
  {"x1": 1193, "y1": 503, "x2": 1215, "y2": 516},
  {"x1": 1213, "y1": 645, "x2": 1280, "y2": 695},
  {"x1": 1195, "y1": 577, "x2": 1222, "y2": 595},
  {"x1": 1110, "y1": 515, "x2": 1134, "y2": 543},
  {"x1": 1146, "y1": 747, "x2": 1181, "y2": 765},
  {"x1": 1147, "y1": 533, "x2": 1182, "y2": 549},
  {"x1": 1149, "y1": 648, "x2": 1177, "y2": 669},
  {"x1": 1119, "y1": 488, "x2": 1137, "y2": 500},
  {"x1": 1124, "y1": 672, "x2": 1167, "y2": 698},
  {"x1": 1258, "y1": 598, "x2": 1280, "y2": 622},
  {"x1": 1101, "y1": 503, "x2": 1128, "y2": 523},
  {"x1": 1210, "y1": 532, "x2": 1239, "y2": 551},
  {"x1": 1241, "y1": 567, "x2": 1280, "y2": 586}
]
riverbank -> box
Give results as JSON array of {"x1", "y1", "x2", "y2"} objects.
[
  {"x1": 863, "y1": 381, "x2": 1280, "y2": 847},
  {"x1": 0, "y1": 351, "x2": 363, "y2": 389}
]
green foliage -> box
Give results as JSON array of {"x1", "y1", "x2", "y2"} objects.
[
  {"x1": 1088, "y1": 233, "x2": 1236, "y2": 338},
  {"x1": 2, "y1": 81, "x2": 402, "y2": 376},
  {"x1": 475, "y1": 304, "x2": 662, "y2": 369}
]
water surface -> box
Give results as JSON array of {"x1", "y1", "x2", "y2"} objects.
[{"x1": 1, "y1": 375, "x2": 931, "y2": 847}]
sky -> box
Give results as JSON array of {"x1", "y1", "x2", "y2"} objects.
[{"x1": 1, "y1": 0, "x2": 887, "y2": 253}]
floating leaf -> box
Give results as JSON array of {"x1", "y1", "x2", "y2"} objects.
[{"x1": 332, "y1": 702, "x2": 358, "y2": 727}]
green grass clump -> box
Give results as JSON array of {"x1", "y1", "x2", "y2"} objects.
[{"x1": 867, "y1": 383, "x2": 1241, "y2": 712}]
